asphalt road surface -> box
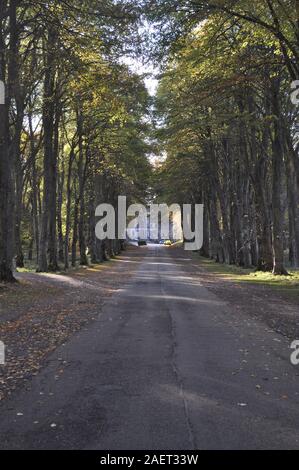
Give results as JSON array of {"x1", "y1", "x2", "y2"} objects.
[{"x1": 1, "y1": 245, "x2": 299, "y2": 450}]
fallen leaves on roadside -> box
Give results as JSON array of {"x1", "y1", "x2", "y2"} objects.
[{"x1": 0, "y1": 248, "x2": 140, "y2": 402}]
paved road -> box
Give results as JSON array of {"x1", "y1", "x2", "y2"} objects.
[{"x1": 1, "y1": 246, "x2": 299, "y2": 450}]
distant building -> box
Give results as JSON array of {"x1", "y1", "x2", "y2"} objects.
[{"x1": 127, "y1": 206, "x2": 176, "y2": 242}]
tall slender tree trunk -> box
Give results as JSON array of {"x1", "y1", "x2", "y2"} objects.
[
  {"x1": 71, "y1": 186, "x2": 79, "y2": 268},
  {"x1": 38, "y1": 28, "x2": 58, "y2": 272},
  {"x1": 254, "y1": 171, "x2": 273, "y2": 271},
  {"x1": 57, "y1": 159, "x2": 64, "y2": 264},
  {"x1": 271, "y1": 77, "x2": 289, "y2": 275},
  {"x1": 0, "y1": 0, "x2": 16, "y2": 282},
  {"x1": 15, "y1": 150, "x2": 24, "y2": 268},
  {"x1": 64, "y1": 146, "x2": 75, "y2": 270},
  {"x1": 76, "y1": 107, "x2": 88, "y2": 266},
  {"x1": 13, "y1": 104, "x2": 25, "y2": 270},
  {"x1": 29, "y1": 114, "x2": 40, "y2": 263},
  {"x1": 88, "y1": 176, "x2": 98, "y2": 264},
  {"x1": 0, "y1": 88, "x2": 14, "y2": 280},
  {"x1": 284, "y1": 129, "x2": 299, "y2": 267},
  {"x1": 10, "y1": 0, "x2": 24, "y2": 269},
  {"x1": 209, "y1": 190, "x2": 224, "y2": 263},
  {"x1": 200, "y1": 192, "x2": 210, "y2": 258}
]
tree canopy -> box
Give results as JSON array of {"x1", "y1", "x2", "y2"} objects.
[{"x1": 0, "y1": 0, "x2": 298, "y2": 280}]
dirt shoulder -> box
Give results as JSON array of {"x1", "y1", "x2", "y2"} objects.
[
  {"x1": 0, "y1": 247, "x2": 143, "y2": 401},
  {"x1": 177, "y1": 250, "x2": 299, "y2": 341}
]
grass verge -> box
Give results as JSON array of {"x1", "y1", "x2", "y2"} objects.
[{"x1": 198, "y1": 256, "x2": 299, "y2": 301}]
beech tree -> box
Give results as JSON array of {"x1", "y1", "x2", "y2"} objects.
[
  {"x1": 0, "y1": 0, "x2": 150, "y2": 281},
  {"x1": 153, "y1": 11, "x2": 298, "y2": 274},
  {"x1": 145, "y1": 0, "x2": 299, "y2": 79},
  {"x1": 1, "y1": 0, "x2": 298, "y2": 281}
]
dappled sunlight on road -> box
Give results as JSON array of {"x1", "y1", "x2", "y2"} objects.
[
  {"x1": 157, "y1": 383, "x2": 221, "y2": 409},
  {"x1": 129, "y1": 294, "x2": 226, "y2": 306}
]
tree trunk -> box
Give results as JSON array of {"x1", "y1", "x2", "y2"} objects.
[
  {"x1": 209, "y1": 190, "x2": 224, "y2": 263},
  {"x1": 77, "y1": 107, "x2": 88, "y2": 266},
  {"x1": 14, "y1": 106, "x2": 25, "y2": 269},
  {"x1": 271, "y1": 77, "x2": 289, "y2": 275},
  {"x1": 71, "y1": 186, "x2": 79, "y2": 268},
  {"x1": 0, "y1": 1, "x2": 15, "y2": 282},
  {"x1": 200, "y1": 192, "x2": 210, "y2": 258},
  {"x1": 64, "y1": 146, "x2": 74, "y2": 270},
  {"x1": 38, "y1": 27, "x2": 58, "y2": 272},
  {"x1": 284, "y1": 129, "x2": 299, "y2": 267},
  {"x1": 57, "y1": 159, "x2": 65, "y2": 264},
  {"x1": 29, "y1": 114, "x2": 40, "y2": 264}
]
